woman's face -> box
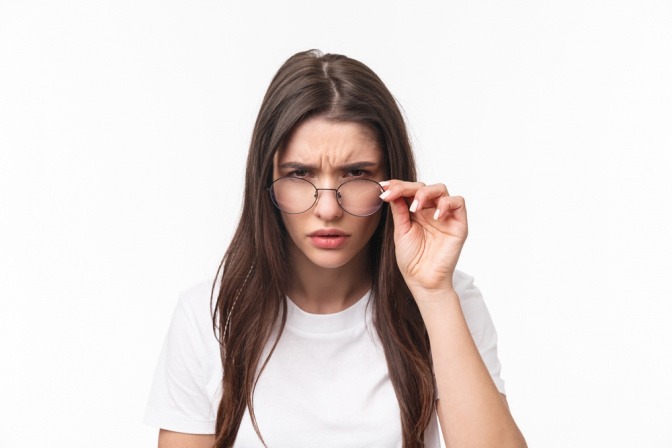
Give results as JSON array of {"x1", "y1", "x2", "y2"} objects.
[{"x1": 272, "y1": 117, "x2": 385, "y2": 271}]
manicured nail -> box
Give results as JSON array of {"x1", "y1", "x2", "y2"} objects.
[
  {"x1": 409, "y1": 199, "x2": 419, "y2": 213},
  {"x1": 379, "y1": 180, "x2": 390, "y2": 187},
  {"x1": 433, "y1": 209, "x2": 441, "y2": 220},
  {"x1": 379, "y1": 190, "x2": 391, "y2": 200}
]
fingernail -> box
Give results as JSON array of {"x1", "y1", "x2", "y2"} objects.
[
  {"x1": 379, "y1": 190, "x2": 391, "y2": 200},
  {"x1": 409, "y1": 199, "x2": 419, "y2": 213},
  {"x1": 378, "y1": 180, "x2": 390, "y2": 187},
  {"x1": 433, "y1": 209, "x2": 441, "y2": 220}
]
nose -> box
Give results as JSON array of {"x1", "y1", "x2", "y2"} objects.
[{"x1": 313, "y1": 187, "x2": 343, "y2": 221}]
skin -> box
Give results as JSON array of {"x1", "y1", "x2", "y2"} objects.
[
  {"x1": 157, "y1": 430, "x2": 214, "y2": 448},
  {"x1": 272, "y1": 117, "x2": 386, "y2": 313},
  {"x1": 158, "y1": 117, "x2": 526, "y2": 447},
  {"x1": 381, "y1": 180, "x2": 526, "y2": 447}
]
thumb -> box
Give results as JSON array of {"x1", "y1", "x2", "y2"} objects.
[{"x1": 387, "y1": 196, "x2": 412, "y2": 239}]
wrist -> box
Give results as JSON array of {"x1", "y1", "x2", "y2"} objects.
[
  {"x1": 412, "y1": 288, "x2": 466, "y2": 332},
  {"x1": 410, "y1": 286, "x2": 459, "y2": 306},
  {"x1": 406, "y1": 274, "x2": 456, "y2": 297}
]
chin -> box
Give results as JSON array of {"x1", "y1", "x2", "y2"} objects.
[
  {"x1": 304, "y1": 250, "x2": 357, "y2": 270},
  {"x1": 286, "y1": 235, "x2": 372, "y2": 272}
]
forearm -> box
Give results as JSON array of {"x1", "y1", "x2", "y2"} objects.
[
  {"x1": 414, "y1": 288, "x2": 526, "y2": 448},
  {"x1": 158, "y1": 429, "x2": 215, "y2": 448}
]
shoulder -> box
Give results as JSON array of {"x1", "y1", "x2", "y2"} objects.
[
  {"x1": 451, "y1": 269, "x2": 492, "y2": 335},
  {"x1": 144, "y1": 279, "x2": 222, "y2": 434},
  {"x1": 173, "y1": 279, "x2": 219, "y2": 347},
  {"x1": 451, "y1": 269, "x2": 506, "y2": 394},
  {"x1": 178, "y1": 280, "x2": 216, "y2": 313},
  {"x1": 452, "y1": 269, "x2": 486, "y2": 301}
]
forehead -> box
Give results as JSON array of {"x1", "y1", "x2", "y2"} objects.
[{"x1": 275, "y1": 117, "x2": 382, "y2": 165}]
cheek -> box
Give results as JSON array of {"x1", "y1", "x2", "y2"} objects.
[
  {"x1": 361, "y1": 213, "x2": 382, "y2": 240},
  {"x1": 280, "y1": 213, "x2": 302, "y2": 237}
]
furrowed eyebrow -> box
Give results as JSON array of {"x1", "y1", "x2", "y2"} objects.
[
  {"x1": 339, "y1": 161, "x2": 378, "y2": 172},
  {"x1": 278, "y1": 162, "x2": 315, "y2": 171},
  {"x1": 277, "y1": 161, "x2": 379, "y2": 171}
]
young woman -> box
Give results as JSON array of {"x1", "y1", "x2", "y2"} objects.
[{"x1": 145, "y1": 50, "x2": 527, "y2": 448}]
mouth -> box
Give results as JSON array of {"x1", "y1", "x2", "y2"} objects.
[
  {"x1": 308, "y1": 229, "x2": 349, "y2": 249},
  {"x1": 308, "y1": 229, "x2": 349, "y2": 237}
]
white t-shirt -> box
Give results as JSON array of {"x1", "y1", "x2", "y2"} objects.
[{"x1": 144, "y1": 270, "x2": 505, "y2": 447}]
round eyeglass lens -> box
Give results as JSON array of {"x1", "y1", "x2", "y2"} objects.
[
  {"x1": 269, "y1": 177, "x2": 384, "y2": 216},
  {"x1": 270, "y1": 177, "x2": 317, "y2": 214},
  {"x1": 337, "y1": 179, "x2": 383, "y2": 216}
]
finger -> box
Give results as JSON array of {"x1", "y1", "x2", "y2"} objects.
[
  {"x1": 433, "y1": 195, "x2": 467, "y2": 221},
  {"x1": 387, "y1": 196, "x2": 413, "y2": 237},
  {"x1": 381, "y1": 182, "x2": 450, "y2": 214},
  {"x1": 408, "y1": 183, "x2": 450, "y2": 213},
  {"x1": 379, "y1": 181, "x2": 415, "y2": 237},
  {"x1": 379, "y1": 180, "x2": 428, "y2": 209}
]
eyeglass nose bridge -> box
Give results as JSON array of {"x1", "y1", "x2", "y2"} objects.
[
  {"x1": 312, "y1": 187, "x2": 343, "y2": 204},
  {"x1": 268, "y1": 177, "x2": 383, "y2": 217}
]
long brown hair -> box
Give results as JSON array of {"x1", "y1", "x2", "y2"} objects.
[{"x1": 212, "y1": 50, "x2": 434, "y2": 447}]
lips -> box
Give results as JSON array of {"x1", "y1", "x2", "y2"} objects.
[
  {"x1": 309, "y1": 229, "x2": 348, "y2": 237},
  {"x1": 308, "y1": 228, "x2": 349, "y2": 249}
]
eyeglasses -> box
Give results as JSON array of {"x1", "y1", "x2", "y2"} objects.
[{"x1": 267, "y1": 177, "x2": 384, "y2": 217}]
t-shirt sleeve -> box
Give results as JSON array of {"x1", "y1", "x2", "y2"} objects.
[
  {"x1": 452, "y1": 270, "x2": 506, "y2": 395},
  {"x1": 144, "y1": 288, "x2": 218, "y2": 434}
]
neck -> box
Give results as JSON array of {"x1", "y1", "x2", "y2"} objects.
[{"x1": 286, "y1": 245, "x2": 373, "y2": 314}]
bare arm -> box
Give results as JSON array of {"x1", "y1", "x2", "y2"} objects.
[
  {"x1": 158, "y1": 429, "x2": 215, "y2": 448},
  {"x1": 355, "y1": 179, "x2": 526, "y2": 446},
  {"x1": 417, "y1": 290, "x2": 527, "y2": 448}
]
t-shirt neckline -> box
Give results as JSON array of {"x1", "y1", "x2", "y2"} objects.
[{"x1": 285, "y1": 290, "x2": 372, "y2": 334}]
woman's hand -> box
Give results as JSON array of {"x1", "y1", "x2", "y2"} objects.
[
  {"x1": 379, "y1": 180, "x2": 468, "y2": 298},
  {"x1": 381, "y1": 181, "x2": 527, "y2": 447}
]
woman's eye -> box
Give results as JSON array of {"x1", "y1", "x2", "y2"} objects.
[
  {"x1": 347, "y1": 169, "x2": 367, "y2": 177},
  {"x1": 290, "y1": 170, "x2": 308, "y2": 177}
]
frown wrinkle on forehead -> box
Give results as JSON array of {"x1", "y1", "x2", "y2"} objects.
[{"x1": 275, "y1": 118, "x2": 383, "y2": 175}]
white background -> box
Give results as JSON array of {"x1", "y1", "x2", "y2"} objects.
[{"x1": 1, "y1": 1, "x2": 671, "y2": 447}]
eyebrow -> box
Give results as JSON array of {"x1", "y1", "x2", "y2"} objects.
[{"x1": 278, "y1": 161, "x2": 379, "y2": 171}]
